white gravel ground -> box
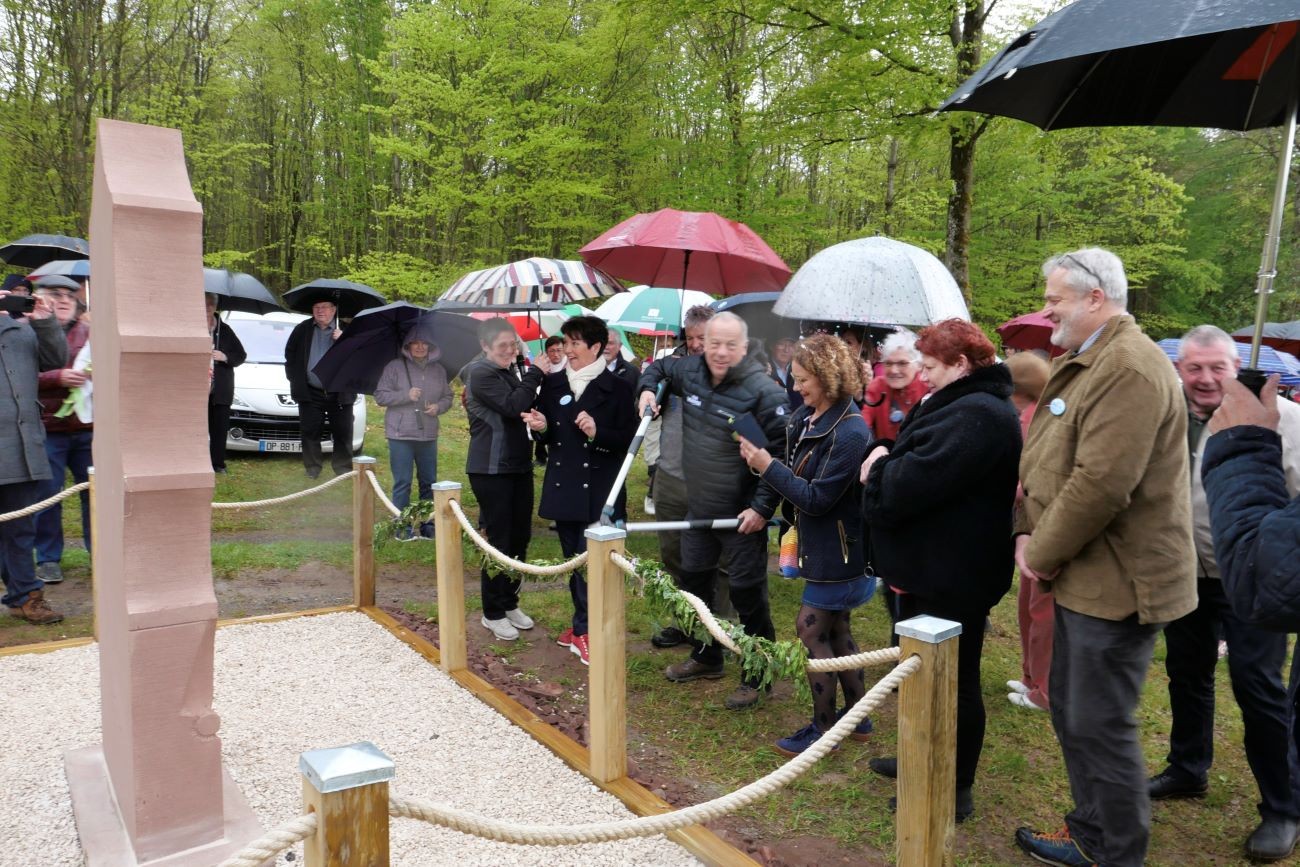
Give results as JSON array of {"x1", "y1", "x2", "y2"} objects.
[{"x1": 0, "y1": 612, "x2": 700, "y2": 866}]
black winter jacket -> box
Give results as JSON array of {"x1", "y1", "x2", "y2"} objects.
[
  {"x1": 536, "y1": 369, "x2": 636, "y2": 522},
  {"x1": 639, "y1": 354, "x2": 789, "y2": 517},
  {"x1": 1203, "y1": 425, "x2": 1300, "y2": 631},
  {"x1": 463, "y1": 358, "x2": 545, "y2": 475},
  {"x1": 862, "y1": 363, "x2": 1021, "y2": 612},
  {"x1": 284, "y1": 318, "x2": 356, "y2": 405},
  {"x1": 759, "y1": 397, "x2": 871, "y2": 582},
  {"x1": 210, "y1": 322, "x2": 247, "y2": 407}
]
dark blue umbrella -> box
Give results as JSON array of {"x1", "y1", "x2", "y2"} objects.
[
  {"x1": 1157, "y1": 338, "x2": 1300, "y2": 386},
  {"x1": 284, "y1": 278, "x2": 386, "y2": 319},
  {"x1": 203, "y1": 268, "x2": 279, "y2": 314},
  {"x1": 312, "y1": 302, "x2": 482, "y2": 394},
  {"x1": 0, "y1": 234, "x2": 89, "y2": 268},
  {"x1": 27, "y1": 258, "x2": 90, "y2": 280}
]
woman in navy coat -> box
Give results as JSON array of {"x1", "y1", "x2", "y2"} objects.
[{"x1": 524, "y1": 315, "x2": 636, "y2": 665}]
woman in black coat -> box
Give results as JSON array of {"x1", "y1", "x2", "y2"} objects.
[
  {"x1": 859, "y1": 318, "x2": 1021, "y2": 822},
  {"x1": 739, "y1": 335, "x2": 875, "y2": 756},
  {"x1": 206, "y1": 294, "x2": 247, "y2": 472},
  {"x1": 523, "y1": 316, "x2": 635, "y2": 666}
]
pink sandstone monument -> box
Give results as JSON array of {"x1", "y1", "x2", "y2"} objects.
[{"x1": 64, "y1": 118, "x2": 263, "y2": 865}]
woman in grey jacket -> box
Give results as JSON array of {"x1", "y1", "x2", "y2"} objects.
[{"x1": 373, "y1": 328, "x2": 452, "y2": 538}]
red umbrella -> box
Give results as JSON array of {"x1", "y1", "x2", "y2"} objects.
[
  {"x1": 996, "y1": 311, "x2": 1066, "y2": 358},
  {"x1": 579, "y1": 208, "x2": 791, "y2": 295}
]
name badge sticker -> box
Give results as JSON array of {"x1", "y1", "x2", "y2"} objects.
[
  {"x1": 559, "y1": 395, "x2": 573, "y2": 406},
  {"x1": 1049, "y1": 397, "x2": 1066, "y2": 416},
  {"x1": 686, "y1": 393, "x2": 703, "y2": 407}
]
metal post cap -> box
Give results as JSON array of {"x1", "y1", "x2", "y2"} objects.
[
  {"x1": 431, "y1": 481, "x2": 463, "y2": 491},
  {"x1": 584, "y1": 525, "x2": 627, "y2": 542},
  {"x1": 895, "y1": 615, "x2": 962, "y2": 644},
  {"x1": 300, "y1": 742, "x2": 395, "y2": 793},
  {"x1": 352, "y1": 456, "x2": 378, "y2": 465}
]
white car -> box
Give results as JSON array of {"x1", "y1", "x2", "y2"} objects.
[{"x1": 222, "y1": 311, "x2": 366, "y2": 455}]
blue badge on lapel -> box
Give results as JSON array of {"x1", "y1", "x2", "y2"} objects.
[{"x1": 1049, "y1": 398, "x2": 1066, "y2": 416}]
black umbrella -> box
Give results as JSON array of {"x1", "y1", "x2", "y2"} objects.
[
  {"x1": 203, "y1": 268, "x2": 280, "y2": 315},
  {"x1": 311, "y1": 302, "x2": 482, "y2": 395},
  {"x1": 283, "y1": 278, "x2": 386, "y2": 319},
  {"x1": 0, "y1": 234, "x2": 90, "y2": 268},
  {"x1": 709, "y1": 293, "x2": 800, "y2": 346},
  {"x1": 940, "y1": 2, "x2": 1300, "y2": 375}
]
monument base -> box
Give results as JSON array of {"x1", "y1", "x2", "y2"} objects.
[{"x1": 65, "y1": 746, "x2": 268, "y2": 866}]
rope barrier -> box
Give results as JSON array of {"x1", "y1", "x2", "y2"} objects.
[
  {"x1": 448, "y1": 499, "x2": 587, "y2": 576},
  {"x1": 211, "y1": 470, "x2": 357, "y2": 510},
  {"x1": 0, "y1": 481, "x2": 88, "y2": 523},
  {"x1": 365, "y1": 469, "x2": 402, "y2": 518},
  {"x1": 388, "y1": 655, "x2": 920, "y2": 845},
  {"x1": 608, "y1": 552, "x2": 902, "y2": 674},
  {"x1": 215, "y1": 813, "x2": 318, "y2": 867}
]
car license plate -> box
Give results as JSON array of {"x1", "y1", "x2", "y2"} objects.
[{"x1": 258, "y1": 440, "x2": 301, "y2": 453}]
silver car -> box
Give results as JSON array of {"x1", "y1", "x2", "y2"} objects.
[{"x1": 222, "y1": 311, "x2": 366, "y2": 454}]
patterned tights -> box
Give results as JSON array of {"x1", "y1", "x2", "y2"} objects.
[{"x1": 797, "y1": 605, "x2": 867, "y2": 730}]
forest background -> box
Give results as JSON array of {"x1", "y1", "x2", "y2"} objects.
[{"x1": 1, "y1": 0, "x2": 1296, "y2": 337}]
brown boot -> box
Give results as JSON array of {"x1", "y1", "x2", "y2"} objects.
[{"x1": 8, "y1": 589, "x2": 63, "y2": 625}]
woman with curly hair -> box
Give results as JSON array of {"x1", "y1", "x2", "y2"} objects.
[
  {"x1": 739, "y1": 334, "x2": 875, "y2": 755},
  {"x1": 859, "y1": 318, "x2": 1021, "y2": 821}
]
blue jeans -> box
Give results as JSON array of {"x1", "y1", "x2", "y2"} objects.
[
  {"x1": 387, "y1": 439, "x2": 437, "y2": 511},
  {"x1": 0, "y1": 481, "x2": 43, "y2": 608},
  {"x1": 36, "y1": 430, "x2": 92, "y2": 563}
]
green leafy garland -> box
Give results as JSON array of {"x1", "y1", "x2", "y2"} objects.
[{"x1": 374, "y1": 499, "x2": 437, "y2": 551}]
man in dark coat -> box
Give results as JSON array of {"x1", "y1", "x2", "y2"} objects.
[
  {"x1": 638, "y1": 311, "x2": 789, "y2": 709},
  {"x1": 604, "y1": 328, "x2": 640, "y2": 391},
  {"x1": 524, "y1": 316, "x2": 635, "y2": 666},
  {"x1": 0, "y1": 289, "x2": 68, "y2": 624},
  {"x1": 205, "y1": 294, "x2": 247, "y2": 474},
  {"x1": 769, "y1": 336, "x2": 803, "y2": 409},
  {"x1": 284, "y1": 300, "x2": 355, "y2": 478}
]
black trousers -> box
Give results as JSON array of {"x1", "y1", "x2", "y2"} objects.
[
  {"x1": 678, "y1": 526, "x2": 773, "y2": 686},
  {"x1": 1052, "y1": 605, "x2": 1162, "y2": 867},
  {"x1": 299, "y1": 390, "x2": 354, "y2": 474},
  {"x1": 555, "y1": 520, "x2": 589, "y2": 635},
  {"x1": 1164, "y1": 577, "x2": 1297, "y2": 819},
  {"x1": 468, "y1": 472, "x2": 532, "y2": 620},
  {"x1": 207, "y1": 402, "x2": 231, "y2": 470},
  {"x1": 894, "y1": 593, "x2": 988, "y2": 790}
]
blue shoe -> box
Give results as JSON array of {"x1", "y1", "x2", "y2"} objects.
[
  {"x1": 1014, "y1": 826, "x2": 1097, "y2": 866},
  {"x1": 836, "y1": 705, "x2": 873, "y2": 742},
  {"x1": 774, "y1": 722, "x2": 836, "y2": 757}
]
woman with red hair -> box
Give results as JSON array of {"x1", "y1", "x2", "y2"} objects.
[{"x1": 859, "y1": 318, "x2": 1021, "y2": 822}]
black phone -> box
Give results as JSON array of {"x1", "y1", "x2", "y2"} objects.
[
  {"x1": 729, "y1": 411, "x2": 769, "y2": 449},
  {"x1": 0, "y1": 294, "x2": 36, "y2": 314}
]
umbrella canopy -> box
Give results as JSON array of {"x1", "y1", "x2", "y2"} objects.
[
  {"x1": 1157, "y1": 337, "x2": 1300, "y2": 386},
  {"x1": 579, "y1": 208, "x2": 792, "y2": 295},
  {"x1": 1232, "y1": 320, "x2": 1300, "y2": 357},
  {"x1": 468, "y1": 308, "x2": 575, "y2": 342},
  {"x1": 996, "y1": 311, "x2": 1067, "y2": 358},
  {"x1": 283, "y1": 278, "x2": 386, "y2": 319},
  {"x1": 709, "y1": 292, "x2": 801, "y2": 346},
  {"x1": 442, "y1": 257, "x2": 624, "y2": 307},
  {"x1": 311, "y1": 302, "x2": 482, "y2": 394},
  {"x1": 602, "y1": 286, "x2": 715, "y2": 334},
  {"x1": 27, "y1": 259, "x2": 90, "y2": 280},
  {"x1": 940, "y1": 1, "x2": 1300, "y2": 369},
  {"x1": 0, "y1": 234, "x2": 89, "y2": 268},
  {"x1": 203, "y1": 268, "x2": 279, "y2": 315},
  {"x1": 772, "y1": 237, "x2": 970, "y2": 329}
]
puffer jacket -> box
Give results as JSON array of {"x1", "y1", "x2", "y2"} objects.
[
  {"x1": 639, "y1": 353, "x2": 789, "y2": 518},
  {"x1": 863, "y1": 363, "x2": 1021, "y2": 612},
  {"x1": 373, "y1": 348, "x2": 452, "y2": 441},
  {"x1": 758, "y1": 397, "x2": 871, "y2": 582}
]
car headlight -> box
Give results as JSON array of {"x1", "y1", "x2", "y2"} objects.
[{"x1": 230, "y1": 394, "x2": 252, "y2": 410}]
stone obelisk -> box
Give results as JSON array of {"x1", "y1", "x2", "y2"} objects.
[{"x1": 65, "y1": 118, "x2": 262, "y2": 866}]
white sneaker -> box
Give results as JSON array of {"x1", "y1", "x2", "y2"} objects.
[
  {"x1": 644, "y1": 496, "x2": 656, "y2": 515},
  {"x1": 504, "y1": 608, "x2": 534, "y2": 630},
  {"x1": 481, "y1": 616, "x2": 519, "y2": 641},
  {"x1": 1007, "y1": 679, "x2": 1029, "y2": 695},
  {"x1": 1008, "y1": 692, "x2": 1047, "y2": 711}
]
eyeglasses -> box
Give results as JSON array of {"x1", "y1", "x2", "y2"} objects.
[{"x1": 1061, "y1": 253, "x2": 1104, "y2": 290}]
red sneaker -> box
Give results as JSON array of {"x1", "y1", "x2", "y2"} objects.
[
  {"x1": 570, "y1": 633, "x2": 590, "y2": 666},
  {"x1": 556, "y1": 628, "x2": 574, "y2": 648}
]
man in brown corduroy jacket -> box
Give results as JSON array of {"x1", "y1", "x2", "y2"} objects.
[{"x1": 1012, "y1": 248, "x2": 1196, "y2": 867}]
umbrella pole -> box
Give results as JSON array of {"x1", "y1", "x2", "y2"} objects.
[{"x1": 1248, "y1": 93, "x2": 1298, "y2": 370}]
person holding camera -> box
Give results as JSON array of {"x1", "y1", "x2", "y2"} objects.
[
  {"x1": 373, "y1": 326, "x2": 451, "y2": 539},
  {"x1": 0, "y1": 287, "x2": 68, "y2": 624}
]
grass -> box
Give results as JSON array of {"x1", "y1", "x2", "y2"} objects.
[{"x1": 13, "y1": 396, "x2": 1275, "y2": 864}]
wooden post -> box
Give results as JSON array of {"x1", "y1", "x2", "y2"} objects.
[
  {"x1": 352, "y1": 456, "x2": 377, "y2": 608},
  {"x1": 896, "y1": 614, "x2": 962, "y2": 867},
  {"x1": 301, "y1": 742, "x2": 394, "y2": 867},
  {"x1": 88, "y1": 466, "x2": 97, "y2": 641},
  {"x1": 585, "y1": 525, "x2": 627, "y2": 784},
  {"x1": 432, "y1": 481, "x2": 466, "y2": 673}
]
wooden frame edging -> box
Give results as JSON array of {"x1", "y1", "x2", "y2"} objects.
[{"x1": 361, "y1": 605, "x2": 760, "y2": 867}]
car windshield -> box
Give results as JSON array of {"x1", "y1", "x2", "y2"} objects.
[{"x1": 224, "y1": 317, "x2": 298, "y2": 364}]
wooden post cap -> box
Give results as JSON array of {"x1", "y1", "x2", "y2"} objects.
[
  {"x1": 300, "y1": 742, "x2": 395, "y2": 794},
  {"x1": 895, "y1": 615, "x2": 962, "y2": 644}
]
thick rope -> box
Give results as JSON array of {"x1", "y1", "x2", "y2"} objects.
[
  {"x1": 211, "y1": 470, "x2": 357, "y2": 510},
  {"x1": 388, "y1": 655, "x2": 921, "y2": 844},
  {"x1": 0, "y1": 481, "x2": 88, "y2": 522},
  {"x1": 608, "y1": 552, "x2": 901, "y2": 673},
  {"x1": 365, "y1": 469, "x2": 402, "y2": 517},
  {"x1": 215, "y1": 813, "x2": 318, "y2": 867},
  {"x1": 448, "y1": 499, "x2": 587, "y2": 576}
]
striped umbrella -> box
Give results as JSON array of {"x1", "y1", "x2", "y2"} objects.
[
  {"x1": 442, "y1": 257, "x2": 625, "y2": 306},
  {"x1": 1156, "y1": 338, "x2": 1300, "y2": 387}
]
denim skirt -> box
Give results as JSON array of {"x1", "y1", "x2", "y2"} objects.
[{"x1": 801, "y1": 575, "x2": 877, "y2": 611}]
